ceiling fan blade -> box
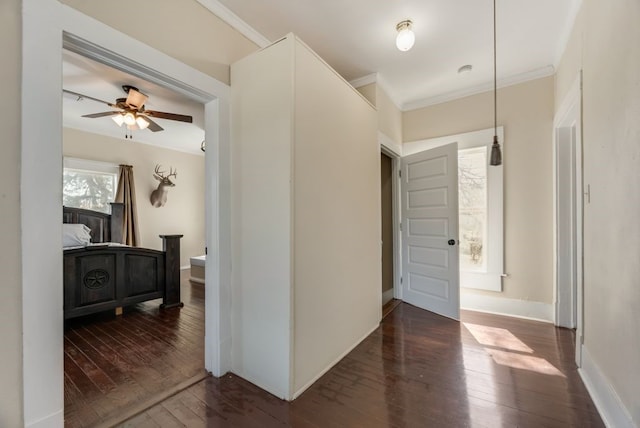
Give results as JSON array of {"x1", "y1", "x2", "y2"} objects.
[
  {"x1": 145, "y1": 110, "x2": 193, "y2": 123},
  {"x1": 63, "y1": 89, "x2": 116, "y2": 107},
  {"x1": 82, "y1": 111, "x2": 120, "y2": 119},
  {"x1": 143, "y1": 116, "x2": 164, "y2": 132},
  {"x1": 125, "y1": 88, "x2": 148, "y2": 110}
]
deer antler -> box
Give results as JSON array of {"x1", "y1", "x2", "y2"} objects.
[
  {"x1": 154, "y1": 164, "x2": 166, "y2": 178},
  {"x1": 153, "y1": 165, "x2": 177, "y2": 182}
]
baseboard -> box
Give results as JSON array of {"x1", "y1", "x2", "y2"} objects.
[
  {"x1": 180, "y1": 264, "x2": 191, "y2": 271},
  {"x1": 382, "y1": 288, "x2": 394, "y2": 305},
  {"x1": 189, "y1": 277, "x2": 205, "y2": 284},
  {"x1": 25, "y1": 409, "x2": 63, "y2": 428},
  {"x1": 460, "y1": 292, "x2": 554, "y2": 323},
  {"x1": 579, "y1": 346, "x2": 635, "y2": 428},
  {"x1": 291, "y1": 322, "x2": 379, "y2": 400}
]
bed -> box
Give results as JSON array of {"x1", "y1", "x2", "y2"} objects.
[{"x1": 63, "y1": 203, "x2": 183, "y2": 320}]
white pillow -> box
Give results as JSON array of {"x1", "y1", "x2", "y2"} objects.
[{"x1": 63, "y1": 224, "x2": 92, "y2": 247}]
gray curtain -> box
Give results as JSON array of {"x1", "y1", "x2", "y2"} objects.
[{"x1": 115, "y1": 164, "x2": 140, "y2": 246}]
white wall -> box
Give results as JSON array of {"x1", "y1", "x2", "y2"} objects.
[
  {"x1": 64, "y1": 128, "x2": 206, "y2": 267},
  {"x1": 231, "y1": 35, "x2": 380, "y2": 400},
  {"x1": 556, "y1": 1, "x2": 640, "y2": 425},
  {"x1": 0, "y1": 0, "x2": 23, "y2": 425},
  {"x1": 293, "y1": 40, "x2": 380, "y2": 396},
  {"x1": 403, "y1": 77, "x2": 555, "y2": 316},
  {"x1": 230, "y1": 38, "x2": 293, "y2": 399}
]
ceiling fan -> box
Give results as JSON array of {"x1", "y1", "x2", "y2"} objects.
[{"x1": 63, "y1": 85, "x2": 193, "y2": 132}]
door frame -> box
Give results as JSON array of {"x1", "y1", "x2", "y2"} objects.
[
  {"x1": 379, "y1": 132, "x2": 402, "y2": 301},
  {"x1": 22, "y1": 2, "x2": 231, "y2": 425},
  {"x1": 553, "y1": 72, "x2": 584, "y2": 365}
]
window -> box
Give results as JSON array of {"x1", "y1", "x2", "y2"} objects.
[
  {"x1": 457, "y1": 128, "x2": 504, "y2": 292},
  {"x1": 403, "y1": 127, "x2": 504, "y2": 291},
  {"x1": 458, "y1": 147, "x2": 488, "y2": 272},
  {"x1": 63, "y1": 158, "x2": 119, "y2": 214}
]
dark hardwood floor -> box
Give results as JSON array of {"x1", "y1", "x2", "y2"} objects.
[
  {"x1": 122, "y1": 303, "x2": 604, "y2": 427},
  {"x1": 64, "y1": 270, "x2": 205, "y2": 428}
]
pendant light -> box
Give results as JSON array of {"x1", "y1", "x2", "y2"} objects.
[{"x1": 490, "y1": 0, "x2": 502, "y2": 166}]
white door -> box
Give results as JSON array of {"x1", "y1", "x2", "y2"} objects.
[{"x1": 401, "y1": 143, "x2": 460, "y2": 320}]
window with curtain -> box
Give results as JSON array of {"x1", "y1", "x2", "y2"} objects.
[{"x1": 62, "y1": 157, "x2": 119, "y2": 214}]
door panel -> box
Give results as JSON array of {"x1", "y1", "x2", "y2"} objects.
[{"x1": 402, "y1": 143, "x2": 460, "y2": 320}]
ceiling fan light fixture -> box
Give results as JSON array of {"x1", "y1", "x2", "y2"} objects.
[
  {"x1": 123, "y1": 111, "x2": 136, "y2": 126},
  {"x1": 136, "y1": 116, "x2": 150, "y2": 130},
  {"x1": 112, "y1": 114, "x2": 125, "y2": 127},
  {"x1": 396, "y1": 20, "x2": 415, "y2": 52}
]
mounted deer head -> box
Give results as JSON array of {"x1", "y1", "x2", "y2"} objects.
[{"x1": 150, "y1": 165, "x2": 177, "y2": 207}]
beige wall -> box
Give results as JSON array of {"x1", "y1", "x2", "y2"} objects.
[
  {"x1": 293, "y1": 39, "x2": 380, "y2": 395},
  {"x1": 60, "y1": 0, "x2": 259, "y2": 84},
  {"x1": 64, "y1": 128, "x2": 206, "y2": 267},
  {"x1": 404, "y1": 77, "x2": 555, "y2": 304},
  {"x1": 357, "y1": 82, "x2": 403, "y2": 144},
  {"x1": 376, "y1": 85, "x2": 403, "y2": 144},
  {"x1": 0, "y1": 0, "x2": 23, "y2": 425},
  {"x1": 357, "y1": 82, "x2": 376, "y2": 105},
  {"x1": 556, "y1": 0, "x2": 640, "y2": 422}
]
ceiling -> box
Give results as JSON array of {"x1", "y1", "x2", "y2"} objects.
[
  {"x1": 63, "y1": 50, "x2": 205, "y2": 155},
  {"x1": 63, "y1": 1, "x2": 579, "y2": 153},
  {"x1": 210, "y1": 0, "x2": 580, "y2": 109}
]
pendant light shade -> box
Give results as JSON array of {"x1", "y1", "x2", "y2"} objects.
[
  {"x1": 490, "y1": 135, "x2": 502, "y2": 166},
  {"x1": 489, "y1": 0, "x2": 502, "y2": 166},
  {"x1": 112, "y1": 114, "x2": 124, "y2": 127},
  {"x1": 136, "y1": 115, "x2": 150, "y2": 130},
  {"x1": 123, "y1": 111, "x2": 136, "y2": 126}
]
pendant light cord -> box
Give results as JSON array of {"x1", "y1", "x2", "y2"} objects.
[{"x1": 493, "y1": 0, "x2": 497, "y2": 136}]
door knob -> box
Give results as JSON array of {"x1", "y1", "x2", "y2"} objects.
[{"x1": 448, "y1": 239, "x2": 456, "y2": 246}]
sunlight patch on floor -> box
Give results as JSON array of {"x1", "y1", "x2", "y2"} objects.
[
  {"x1": 463, "y1": 323, "x2": 533, "y2": 353},
  {"x1": 463, "y1": 322, "x2": 566, "y2": 377},
  {"x1": 485, "y1": 349, "x2": 566, "y2": 377}
]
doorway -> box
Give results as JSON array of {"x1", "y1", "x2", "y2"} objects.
[
  {"x1": 22, "y1": 4, "x2": 231, "y2": 425},
  {"x1": 381, "y1": 152, "x2": 394, "y2": 306},
  {"x1": 554, "y1": 74, "x2": 583, "y2": 366}
]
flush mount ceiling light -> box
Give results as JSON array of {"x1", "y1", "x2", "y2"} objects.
[{"x1": 396, "y1": 20, "x2": 415, "y2": 52}]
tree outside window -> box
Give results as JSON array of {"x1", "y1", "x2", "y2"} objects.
[
  {"x1": 62, "y1": 158, "x2": 119, "y2": 214},
  {"x1": 458, "y1": 147, "x2": 487, "y2": 272}
]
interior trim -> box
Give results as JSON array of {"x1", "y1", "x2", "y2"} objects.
[
  {"x1": 579, "y1": 347, "x2": 634, "y2": 428},
  {"x1": 195, "y1": 0, "x2": 271, "y2": 48}
]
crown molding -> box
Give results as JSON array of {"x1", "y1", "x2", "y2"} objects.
[
  {"x1": 349, "y1": 73, "x2": 378, "y2": 89},
  {"x1": 402, "y1": 65, "x2": 555, "y2": 111},
  {"x1": 195, "y1": 0, "x2": 271, "y2": 48}
]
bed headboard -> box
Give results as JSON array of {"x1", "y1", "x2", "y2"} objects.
[{"x1": 63, "y1": 203, "x2": 125, "y2": 244}]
